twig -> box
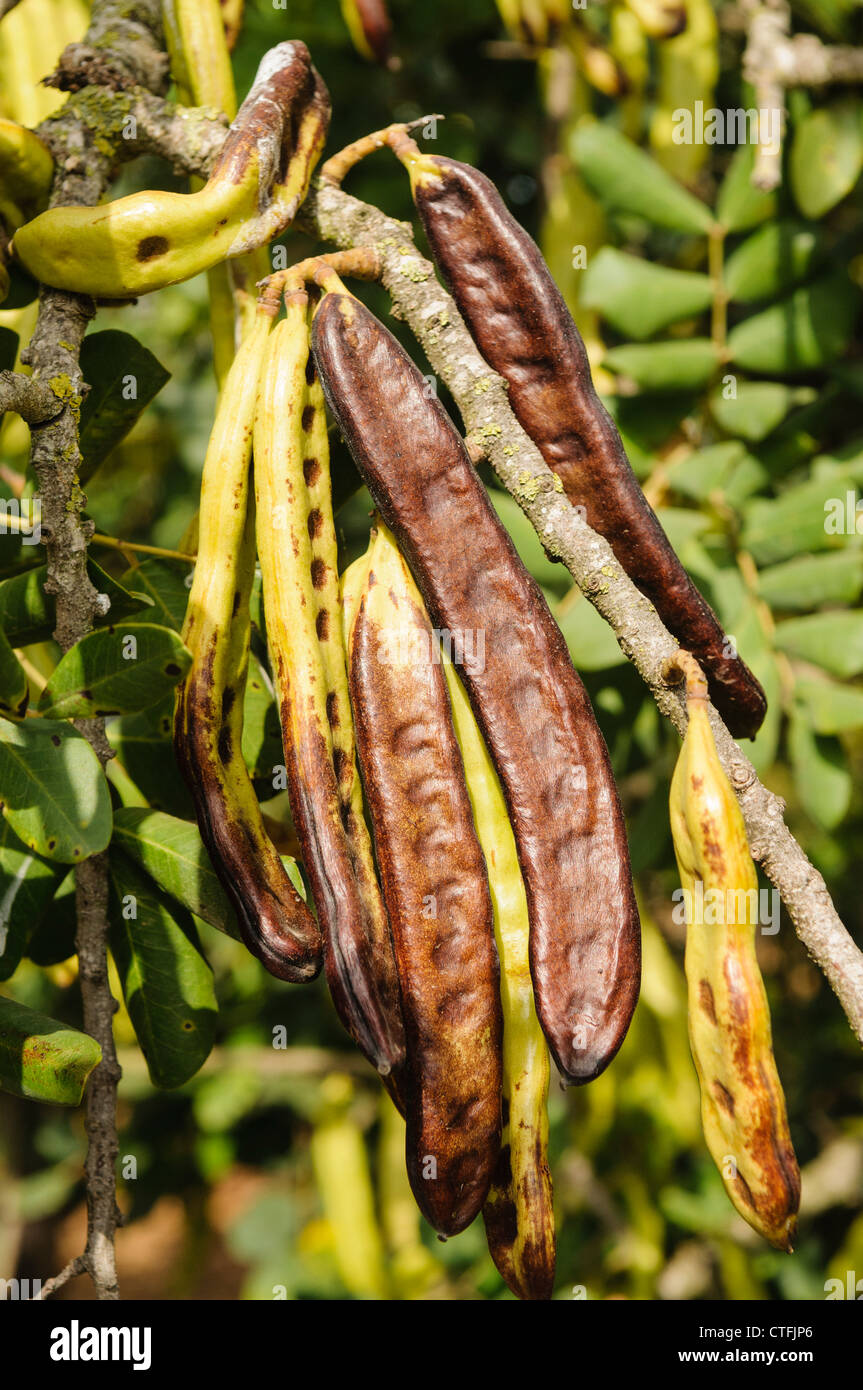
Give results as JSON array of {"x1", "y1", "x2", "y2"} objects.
[
  {"x1": 90, "y1": 533, "x2": 196, "y2": 563},
  {"x1": 741, "y1": 0, "x2": 789, "y2": 192},
  {"x1": 30, "y1": 1255, "x2": 86, "y2": 1301},
  {"x1": 0, "y1": 370, "x2": 64, "y2": 425},
  {"x1": 23, "y1": 0, "x2": 171, "y2": 1302}
]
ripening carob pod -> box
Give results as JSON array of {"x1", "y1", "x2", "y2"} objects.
[
  {"x1": 393, "y1": 141, "x2": 767, "y2": 740},
  {"x1": 442, "y1": 654, "x2": 555, "y2": 1298},
  {"x1": 669, "y1": 655, "x2": 800, "y2": 1250},
  {"x1": 340, "y1": 0, "x2": 393, "y2": 66},
  {"x1": 174, "y1": 309, "x2": 322, "y2": 982},
  {"x1": 312, "y1": 291, "x2": 640, "y2": 1086},
  {"x1": 342, "y1": 522, "x2": 502, "y2": 1236},
  {"x1": 13, "y1": 42, "x2": 331, "y2": 298},
  {"x1": 254, "y1": 294, "x2": 405, "y2": 1089}
]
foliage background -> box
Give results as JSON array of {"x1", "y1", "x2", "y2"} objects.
[{"x1": 1, "y1": 0, "x2": 862, "y2": 1300}]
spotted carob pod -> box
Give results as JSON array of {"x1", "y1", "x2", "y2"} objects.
[
  {"x1": 390, "y1": 137, "x2": 766, "y2": 741},
  {"x1": 254, "y1": 291, "x2": 406, "y2": 1090},
  {"x1": 668, "y1": 653, "x2": 800, "y2": 1250},
  {"x1": 174, "y1": 307, "x2": 322, "y2": 982},
  {"x1": 13, "y1": 43, "x2": 330, "y2": 299},
  {"x1": 312, "y1": 290, "x2": 640, "y2": 1086},
  {"x1": 441, "y1": 652, "x2": 554, "y2": 1297},
  {"x1": 342, "y1": 521, "x2": 502, "y2": 1236}
]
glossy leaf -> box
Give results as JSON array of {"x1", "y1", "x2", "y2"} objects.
[
  {"x1": 709, "y1": 382, "x2": 807, "y2": 443},
  {"x1": 604, "y1": 338, "x2": 719, "y2": 391},
  {"x1": 581, "y1": 248, "x2": 713, "y2": 339},
  {"x1": 728, "y1": 275, "x2": 860, "y2": 375},
  {"x1": 112, "y1": 806, "x2": 240, "y2": 940},
  {"x1": 78, "y1": 330, "x2": 170, "y2": 484},
  {"x1": 0, "y1": 559, "x2": 153, "y2": 648},
  {"x1": 757, "y1": 551, "x2": 863, "y2": 611},
  {"x1": 107, "y1": 697, "x2": 194, "y2": 819},
  {"x1": 27, "y1": 871, "x2": 77, "y2": 966},
  {"x1": 108, "y1": 854, "x2": 218, "y2": 1089},
  {"x1": 775, "y1": 610, "x2": 863, "y2": 678},
  {"x1": 795, "y1": 674, "x2": 863, "y2": 733},
  {"x1": 571, "y1": 119, "x2": 715, "y2": 234},
  {"x1": 788, "y1": 709, "x2": 852, "y2": 830},
  {"x1": 789, "y1": 101, "x2": 863, "y2": 219},
  {"x1": 0, "y1": 819, "x2": 62, "y2": 981},
  {"x1": 119, "y1": 559, "x2": 190, "y2": 633},
  {"x1": 40, "y1": 623, "x2": 191, "y2": 720},
  {"x1": 0, "y1": 995, "x2": 100, "y2": 1105},
  {"x1": 0, "y1": 718, "x2": 112, "y2": 862},
  {"x1": 724, "y1": 221, "x2": 825, "y2": 303}
]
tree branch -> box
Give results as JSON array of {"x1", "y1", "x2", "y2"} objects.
[
  {"x1": 0, "y1": 370, "x2": 64, "y2": 425},
  {"x1": 23, "y1": 0, "x2": 169, "y2": 1301}
]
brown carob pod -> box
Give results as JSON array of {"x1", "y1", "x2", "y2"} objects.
[
  {"x1": 340, "y1": 0, "x2": 393, "y2": 67},
  {"x1": 343, "y1": 522, "x2": 503, "y2": 1235},
  {"x1": 392, "y1": 140, "x2": 767, "y2": 741},
  {"x1": 175, "y1": 309, "x2": 322, "y2": 982},
  {"x1": 254, "y1": 292, "x2": 406, "y2": 1092},
  {"x1": 312, "y1": 291, "x2": 640, "y2": 1085}
]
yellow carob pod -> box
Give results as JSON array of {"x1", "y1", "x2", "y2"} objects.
[
  {"x1": 649, "y1": 0, "x2": 719, "y2": 185},
  {"x1": 253, "y1": 290, "x2": 405, "y2": 1094},
  {"x1": 0, "y1": 119, "x2": 53, "y2": 231},
  {"x1": 0, "y1": 0, "x2": 90, "y2": 127},
  {"x1": 668, "y1": 653, "x2": 800, "y2": 1251},
  {"x1": 443, "y1": 657, "x2": 555, "y2": 1300},
  {"x1": 623, "y1": 0, "x2": 687, "y2": 38},
  {"x1": 12, "y1": 42, "x2": 330, "y2": 299},
  {"x1": 174, "y1": 305, "x2": 322, "y2": 983},
  {"x1": 310, "y1": 1074, "x2": 389, "y2": 1300}
]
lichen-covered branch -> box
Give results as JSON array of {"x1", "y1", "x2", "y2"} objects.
[
  {"x1": 24, "y1": 0, "x2": 170, "y2": 1302},
  {"x1": 0, "y1": 370, "x2": 63, "y2": 424}
]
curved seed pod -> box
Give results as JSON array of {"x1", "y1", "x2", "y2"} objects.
[
  {"x1": 0, "y1": 0, "x2": 89, "y2": 127},
  {"x1": 343, "y1": 521, "x2": 503, "y2": 1236},
  {"x1": 669, "y1": 654, "x2": 800, "y2": 1250},
  {"x1": 174, "y1": 308, "x2": 322, "y2": 983},
  {"x1": 254, "y1": 294, "x2": 405, "y2": 1087},
  {"x1": 312, "y1": 291, "x2": 640, "y2": 1086},
  {"x1": 12, "y1": 42, "x2": 330, "y2": 298},
  {"x1": 442, "y1": 653, "x2": 554, "y2": 1298},
  {"x1": 0, "y1": 119, "x2": 53, "y2": 230},
  {"x1": 392, "y1": 141, "x2": 767, "y2": 740},
  {"x1": 219, "y1": 0, "x2": 245, "y2": 52},
  {"x1": 340, "y1": 0, "x2": 393, "y2": 67},
  {"x1": 310, "y1": 1074, "x2": 389, "y2": 1299},
  {"x1": 623, "y1": 0, "x2": 687, "y2": 38},
  {"x1": 163, "y1": 0, "x2": 236, "y2": 113}
]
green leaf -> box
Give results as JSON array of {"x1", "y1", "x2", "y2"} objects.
[
  {"x1": 757, "y1": 551, "x2": 863, "y2": 611},
  {"x1": 0, "y1": 624, "x2": 28, "y2": 718},
  {"x1": 716, "y1": 144, "x2": 778, "y2": 232},
  {"x1": 709, "y1": 382, "x2": 809, "y2": 443},
  {"x1": 570, "y1": 120, "x2": 715, "y2": 234},
  {"x1": 580, "y1": 249, "x2": 713, "y2": 340},
  {"x1": 603, "y1": 338, "x2": 719, "y2": 391},
  {"x1": 555, "y1": 594, "x2": 626, "y2": 670},
  {"x1": 0, "y1": 995, "x2": 100, "y2": 1105},
  {"x1": 665, "y1": 441, "x2": 768, "y2": 506},
  {"x1": 0, "y1": 559, "x2": 153, "y2": 647},
  {"x1": 107, "y1": 697, "x2": 194, "y2": 819},
  {"x1": 108, "y1": 854, "x2": 217, "y2": 1089},
  {"x1": 40, "y1": 623, "x2": 191, "y2": 720},
  {"x1": 741, "y1": 475, "x2": 858, "y2": 566},
  {"x1": 27, "y1": 872, "x2": 77, "y2": 966},
  {"x1": 727, "y1": 274, "x2": 860, "y2": 375},
  {"x1": 489, "y1": 489, "x2": 569, "y2": 595},
  {"x1": 724, "y1": 221, "x2": 825, "y2": 303},
  {"x1": 0, "y1": 718, "x2": 112, "y2": 862},
  {"x1": 241, "y1": 651, "x2": 283, "y2": 779},
  {"x1": 0, "y1": 820, "x2": 62, "y2": 981},
  {"x1": 118, "y1": 559, "x2": 190, "y2": 632},
  {"x1": 775, "y1": 610, "x2": 863, "y2": 677},
  {"x1": 789, "y1": 101, "x2": 863, "y2": 219},
  {"x1": 78, "y1": 330, "x2": 170, "y2": 484},
  {"x1": 788, "y1": 708, "x2": 852, "y2": 830},
  {"x1": 795, "y1": 674, "x2": 863, "y2": 733},
  {"x1": 112, "y1": 806, "x2": 240, "y2": 940}
]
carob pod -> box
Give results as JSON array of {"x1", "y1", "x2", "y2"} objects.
[
  {"x1": 13, "y1": 42, "x2": 330, "y2": 298},
  {"x1": 392, "y1": 139, "x2": 767, "y2": 741},
  {"x1": 668, "y1": 653, "x2": 800, "y2": 1250},
  {"x1": 253, "y1": 291, "x2": 406, "y2": 1093},
  {"x1": 342, "y1": 521, "x2": 503, "y2": 1236},
  {"x1": 174, "y1": 307, "x2": 322, "y2": 982},
  {"x1": 340, "y1": 0, "x2": 393, "y2": 66},
  {"x1": 312, "y1": 290, "x2": 640, "y2": 1085},
  {"x1": 442, "y1": 647, "x2": 555, "y2": 1297}
]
